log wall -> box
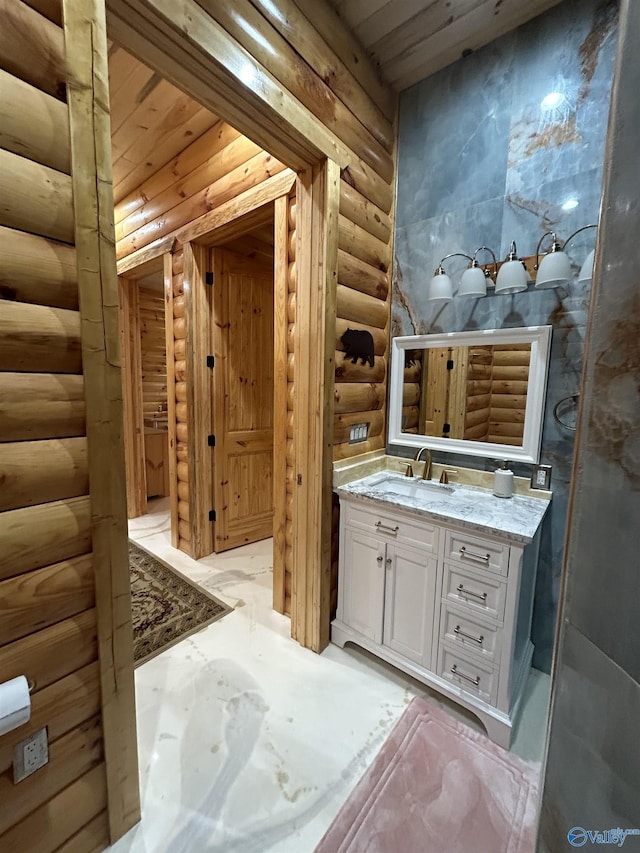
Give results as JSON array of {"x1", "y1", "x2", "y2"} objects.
[
  {"x1": 0, "y1": 0, "x2": 137, "y2": 847},
  {"x1": 138, "y1": 286, "x2": 167, "y2": 419}
]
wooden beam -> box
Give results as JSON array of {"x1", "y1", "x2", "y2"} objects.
[
  {"x1": 196, "y1": 0, "x2": 393, "y2": 182},
  {"x1": 176, "y1": 169, "x2": 296, "y2": 246},
  {"x1": 292, "y1": 160, "x2": 339, "y2": 652},
  {"x1": 62, "y1": 0, "x2": 140, "y2": 842},
  {"x1": 0, "y1": 372, "x2": 85, "y2": 442},
  {"x1": 116, "y1": 235, "x2": 176, "y2": 277},
  {"x1": 106, "y1": 0, "x2": 329, "y2": 170},
  {"x1": 163, "y1": 252, "x2": 179, "y2": 548},
  {"x1": 272, "y1": 194, "x2": 288, "y2": 614},
  {"x1": 118, "y1": 278, "x2": 147, "y2": 518}
]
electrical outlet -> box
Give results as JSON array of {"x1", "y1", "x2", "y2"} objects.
[
  {"x1": 13, "y1": 727, "x2": 48, "y2": 783},
  {"x1": 530, "y1": 464, "x2": 552, "y2": 490}
]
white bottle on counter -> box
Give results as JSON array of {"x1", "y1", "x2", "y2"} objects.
[{"x1": 493, "y1": 460, "x2": 514, "y2": 498}]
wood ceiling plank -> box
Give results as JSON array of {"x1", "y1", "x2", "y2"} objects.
[
  {"x1": 368, "y1": 0, "x2": 480, "y2": 68},
  {"x1": 384, "y1": 0, "x2": 564, "y2": 89},
  {"x1": 108, "y1": 60, "x2": 159, "y2": 136},
  {"x1": 112, "y1": 106, "x2": 218, "y2": 203},
  {"x1": 355, "y1": 0, "x2": 430, "y2": 47},
  {"x1": 330, "y1": 0, "x2": 389, "y2": 30},
  {"x1": 107, "y1": 45, "x2": 141, "y2": 98},
  {"x1": 110, "y1": 77, "x2": 183, "y2": 160}
]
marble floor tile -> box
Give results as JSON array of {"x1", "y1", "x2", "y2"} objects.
[{"x1": 109, "y1": 499, "x2": 550, "y2": 852}]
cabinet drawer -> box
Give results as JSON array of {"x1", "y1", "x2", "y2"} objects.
[
  {"x1": 344, "y1": 501, "x2": 438, "y2": 552},
  {"x1": 443, "y1": 563, "x2": 506, "y2": 623},
  {"x1": 439, "y1": 602, "x2": 501, "y2": 664},
  {"x1": 445, "y1": 529, "x2": 509, "y2": 576},
  {"x1": 437, "y1": 643, "x2": 498, "y2": 705}
]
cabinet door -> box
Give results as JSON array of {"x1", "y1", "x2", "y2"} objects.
[
  {"x1": 383, "y1": 543, "x2": 438, "y2": 668},
  {"x1": 342, "y1": 528, "x2": 386, "y2": 644}
]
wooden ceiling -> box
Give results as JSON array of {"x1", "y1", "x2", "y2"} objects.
[
  {"x1": 107, "y1": 45, "x2": 219, "y2": 204},
  {"x1": 328, "y1": 0, "x2": 564, "y2": 90}
]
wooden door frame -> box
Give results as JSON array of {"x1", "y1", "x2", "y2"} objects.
[
  {"x1": 106, "y1": 3, "x2": 339, "y2": 653},
  {"x1": 117, "y1": 243, "x2": 174, "y2": 519},
  {"x1": 180, "y1": 188, "x2": 293, "y2": 592},
  {"x1": 99, "y1": 0, "x2": 339, "y2": 843}
]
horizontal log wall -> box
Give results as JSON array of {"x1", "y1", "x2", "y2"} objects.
[
  {"x1": 0, "y1": 1, "x2": 110, "y2": 847},
  {"x1": 487, "y1": 344, "x2": 531, "y2": 446},
  {"x1": 138, "y1": 287, "x2": 167, "y2": 418}
]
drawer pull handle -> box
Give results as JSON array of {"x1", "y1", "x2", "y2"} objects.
[
  {"x1": 451, "y1": 664, "x2": 480, "y2": 687},
  {"x1": 456, "y1": 583, "x2": 487, "y2": 603},
  {"x1": 375, "y1": 521, "x2": 399, "y2": 535},
  {"x1": 459, "y1": 546, "x2": 490, "y2": 563},
  {"x1": 454, "y1": 625, "x2": 484, "y2": 645},
  {"x1": 376, "y1": 555, "x2": 383, "y2": 563}
]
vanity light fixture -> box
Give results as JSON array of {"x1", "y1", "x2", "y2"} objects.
[
  {"x1": 534, "y1": 224, "x2": 598, "y2": 289},
  {"x1": 494, "y1": 241, "x2": 528, "y2": 294},
  {"x1": 566, "y1": 224, "x2": 598, "y2": 284},
  {"x1": 427, "y1": 252, "x2": 473, "y2": 303},
  {"x1": 534, "y1": 231, "x2": 573, "y2": 289},
  {"x1": 457, "y1": 246, "x2": 498, "y2": 298}
]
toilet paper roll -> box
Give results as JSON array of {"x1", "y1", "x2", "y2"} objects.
[{"x1": 0, "y1": 676, "x2": 31, "y2": 737}]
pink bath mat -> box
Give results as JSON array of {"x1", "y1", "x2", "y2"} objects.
[{"x1": 315, "y1": 696, "x2": 540, "y2": 853}]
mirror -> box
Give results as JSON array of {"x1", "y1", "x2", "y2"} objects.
[{"x1": 388, "y1": 326, "x2": 552, "y2": 463}]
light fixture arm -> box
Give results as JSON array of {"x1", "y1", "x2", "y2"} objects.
[
  {"x1": 472, "y1": 246, "x2": 498, "y2": 278},
  {"x1": 434, "y1": 252, "x2": 474, "y2": 274},
  {"x1": 534, "y1": 231, "x2": 563, "y2": 270},
  {"x1": 561, "y1": 223, "x2": 598, "y2": 251}
]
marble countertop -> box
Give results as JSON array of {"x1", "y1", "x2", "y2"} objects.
[{"x1": 336, "y1": 470, "x2": 550, "y2": 544}]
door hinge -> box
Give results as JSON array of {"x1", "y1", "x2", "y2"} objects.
[
  {"x1": 208, "y1": 434, "x2": 216, "y2": 447},
  {"x1": 443, "y1": 423, "x2": 451, "y2": 434},
  {"x1": 205, "y1": 272, "x2": 214, "y2": 285},
  {"x1": 447, "y1": 359, "x2": 454, "y2": 370},
  {"x1": 206, "y1": 355, "x2": 215, "y2": 368},
  {"x1": 209, "y1": 509, "x2": 216, "y2": 522}
]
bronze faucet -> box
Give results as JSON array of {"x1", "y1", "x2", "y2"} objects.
[{"x1": 413, "y1": 447, "x2": 432, "y2": 481}]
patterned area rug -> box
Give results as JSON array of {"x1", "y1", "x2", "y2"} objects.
[
  {"x1": 315, "y1": 696, "x2": 540, "y2": 853},
  {"x1": 130, "y1": 541, "x2": 232, "y2": 666}
]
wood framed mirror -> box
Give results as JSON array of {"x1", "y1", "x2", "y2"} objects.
[{"x1": 388, "y1": 326, "x2": 552, "y2": 463}]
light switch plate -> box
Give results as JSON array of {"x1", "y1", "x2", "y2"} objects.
[
  {"x1": 530, "y1": 464, "x2": 552, "y2": 490},
  {"x1": 13, "y1": 727, "x2": 49, "y2": 783}
]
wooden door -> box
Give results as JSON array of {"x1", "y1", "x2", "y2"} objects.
[{"x1": 211, "y1": 248, "x2": 274, "y2": 551}]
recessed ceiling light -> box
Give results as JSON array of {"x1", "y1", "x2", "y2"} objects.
[{"x1": 562, "y1": 198, "x2": 579, "y2": 211}]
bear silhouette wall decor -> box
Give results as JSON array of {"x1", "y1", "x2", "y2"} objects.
[{"x1": 341, "y1": 328, "x2": 375, "y2": 367}]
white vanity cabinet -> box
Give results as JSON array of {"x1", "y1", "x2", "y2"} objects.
[
  {"x1": 341, "y1": 504, "x2": 438, "y2": 667},
  {"x1": 332, "y1": 489, "x2": 545, "y2": 748}
]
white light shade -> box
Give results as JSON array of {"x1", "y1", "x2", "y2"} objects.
[
  {"x1": 535, "y1": 249, "x2": 572, "y2": 289},
  {"x1": 578, "y1": 249, "x2": 595, "y2": 284},
  {"x1": 457, "y1": 265, "x2": 487, "y2": 298},
  {"x1": 427, "y1": 271, "x2": 453, "y2": 302},
  {"x1": 495, "y1": 259, "x2": 528, "y2": 294}
]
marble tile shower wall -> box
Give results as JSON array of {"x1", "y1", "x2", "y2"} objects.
[{"x1": 391, "y1": 0, "x2": 618, "y2": 672}]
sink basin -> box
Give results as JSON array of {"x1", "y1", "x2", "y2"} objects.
[{"x1": 374, "y1": 474, "x2": 454, "y2": 498}]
